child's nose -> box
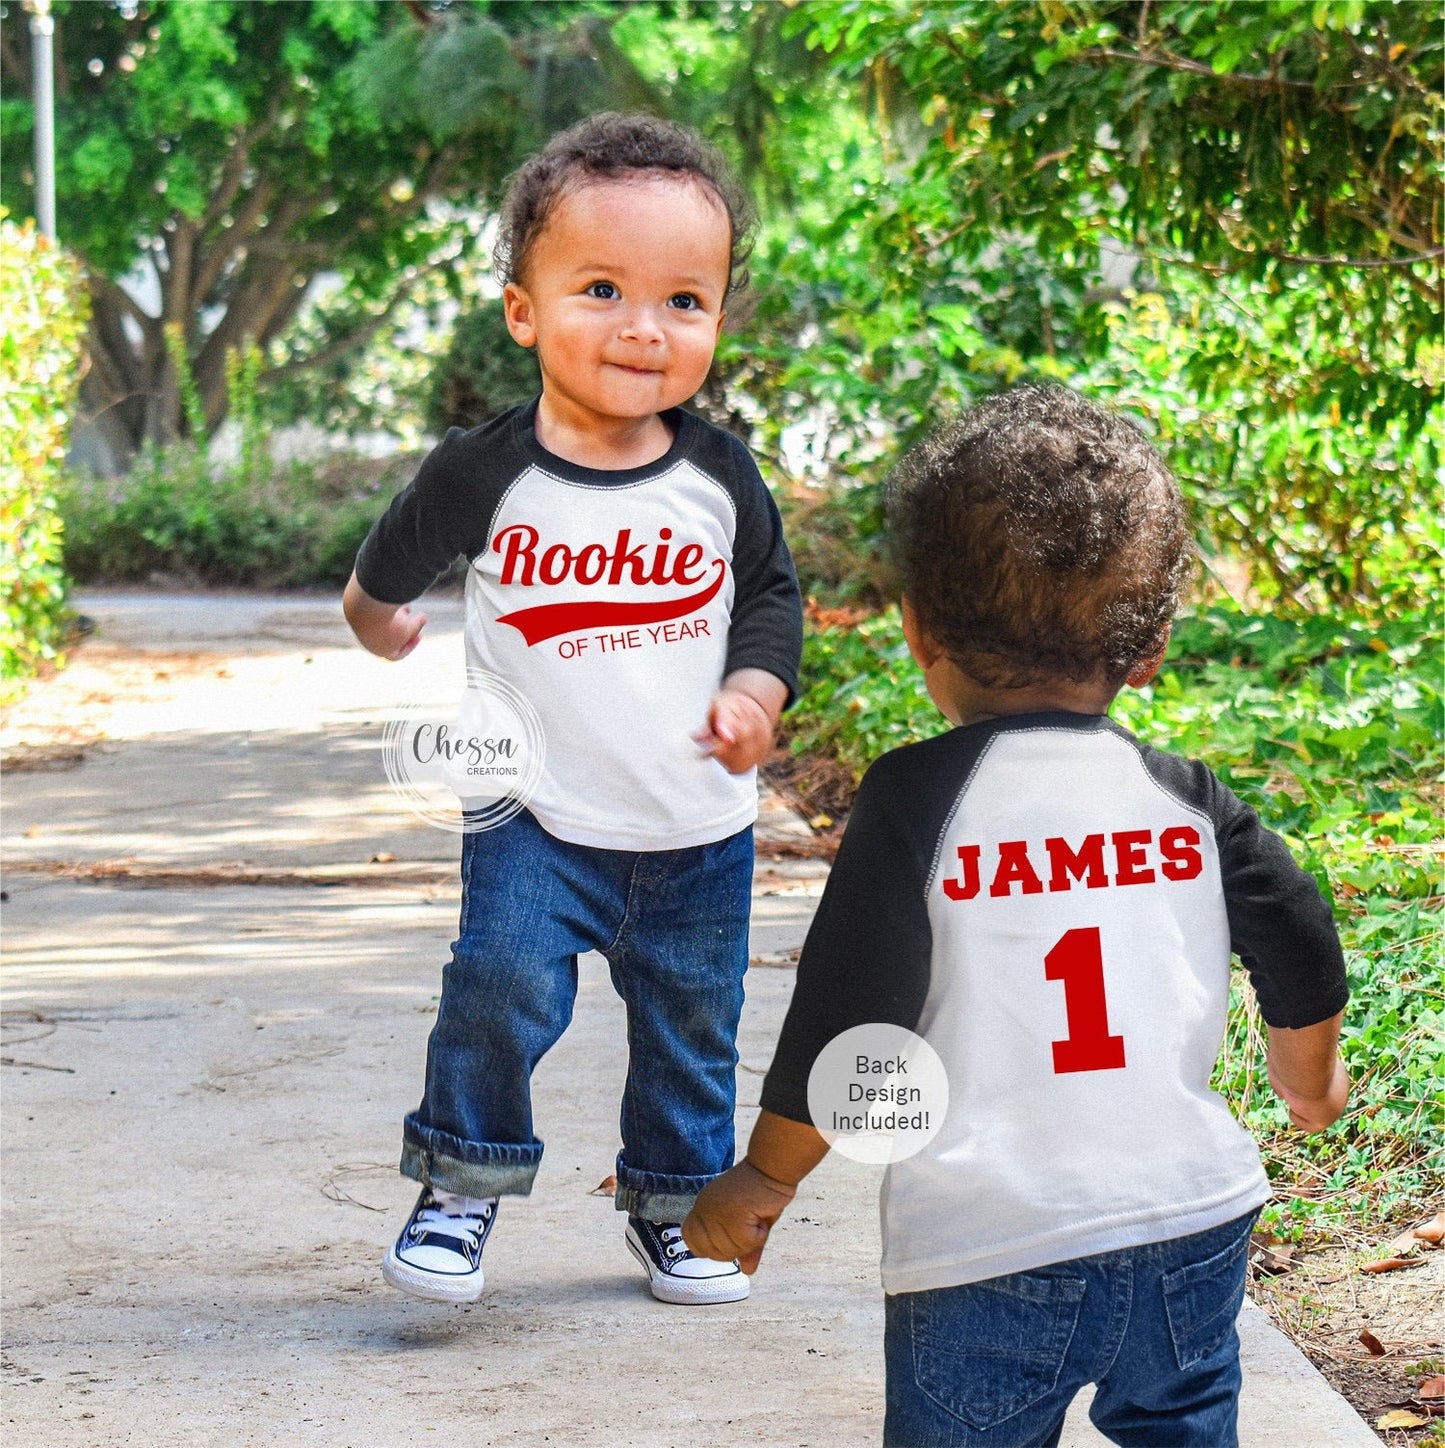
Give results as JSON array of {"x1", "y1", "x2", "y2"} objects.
[{"x1": 618, "y1": 306, "x2": 666, "y2": 344}]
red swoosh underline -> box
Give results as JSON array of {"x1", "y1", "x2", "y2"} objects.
[{"x1": 495, "y1": 560, "x2": 727, "y2": 646}]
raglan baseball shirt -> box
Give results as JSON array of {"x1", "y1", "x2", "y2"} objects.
[
  {"x1": 760, "y1": 711, "x2": 1348, "y2": 1294},
  {"x1": 355, "y1": 400, "x2": 802, "y2": 851}
]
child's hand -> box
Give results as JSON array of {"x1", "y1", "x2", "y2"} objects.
[
  {"x1": 1269, "y1": 1053, "x2": 1350, "y2": 1132},
  {"x1": 375, "y1": 603, "x2": 427, "y2": 661},
  {"x1": 1265, "y1": 1014, "x2": 1349, "y2": 1133},
  {"x1": 683, "y1": 1160, "x2": 797, "y2": 1274},
  {"x1": 694, "y1": 687, "x2": 773, "y2": 774},
  {"x1": 693, "y1": 668, "x2": 788, "y2": 774},
  {"x1": 342, "y1": 572, "x2": 427, "y2": 661}
]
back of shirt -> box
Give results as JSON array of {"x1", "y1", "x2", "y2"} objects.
[{"x1": 760, "y1": 712, "x2": 1347, "y2": 1294}]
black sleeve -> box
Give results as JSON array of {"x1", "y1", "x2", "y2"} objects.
[
  {"x1": 1212, "y1": 778, "x2": 1350, "y2": 1029},
  {"x1": 760, "y1": 752, "x2": 936, "y2": 1124},
  {"x1": 719, "y1": 435, "x2": 803, "y2": 706},
  {"x1": 353, "y1": 427, "x2": 494, "y2": 605}
]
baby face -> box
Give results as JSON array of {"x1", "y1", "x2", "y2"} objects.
[{"x1": 502, "y1": 176, "x2": 731, "y2": 435}]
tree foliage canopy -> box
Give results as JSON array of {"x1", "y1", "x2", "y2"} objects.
[
  {"x1": 796, "y1": 0, "x2": 1441, "y2": 432},
  {"x1": 4, "y1": 0, "x2": 1438, "y2": 608},
  {"x1": 665, "y1": 0, "x2": 1441, "y2": 609},
  {"x1": 0, "y1": 0, "x2": 647, "y2": 459}
]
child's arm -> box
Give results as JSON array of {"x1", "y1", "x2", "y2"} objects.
[
  {"x1": 686, "y1": 753, "x2": 935, "y2": 1268},
  {"x1": 683, "y1": 1110, "x2": 830, "y2": 1271},
  {"x1": 695, "y1": 667, "x2": 789, "y2": 774},
  {"x1": 1267, "y1": 1011, "x2": 1349, "y2": 1132},
  {"x1": 343, "y1": 570, "x2": 428, "y2": 661},
  {"x1": 1208, "y1": 772, "x2": 1351, "y2": 1133},
  {"x1": 698, "y1": 435, "x2": 801, "y2": 774}
]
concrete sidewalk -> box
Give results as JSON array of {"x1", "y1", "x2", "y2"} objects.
[{"x1": 1, "y1": 591, "x2": 1376, "y2": 1447}]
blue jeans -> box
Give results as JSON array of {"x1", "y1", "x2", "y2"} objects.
[
  {"x1": 400, "y1": 808, "x2": 753, "y2": 1221},
  {"x1": 883, "y1": 1209, "x2": 1261, "y2": 1448}
]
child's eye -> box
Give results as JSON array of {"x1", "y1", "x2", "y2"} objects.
[
  {"x1": 584, "y1": 281, "x2": 618, "y2": 300},
  {"x1": 668, "y1": 293, "x2": 701, "y2": 311}
]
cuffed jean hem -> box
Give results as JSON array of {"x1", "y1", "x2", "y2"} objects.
[
  {"x1": 401, "y1": 1115, "x2": 541, "y2": 1198},
  {"x1": 613, "y1": 1156, "x2": 721, "y2": 1222}
]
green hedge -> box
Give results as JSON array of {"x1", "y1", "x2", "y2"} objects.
[
  {"x1": 0, "y1": 214, "x2": 89, "y2": 678},
  {"x1": 59, "y1": 447, "x2": 419, "y2": 589}
]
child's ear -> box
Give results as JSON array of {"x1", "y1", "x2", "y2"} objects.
[
  {"x1": 502, "y1": 283, "x2": 538, "y2": 350},
  {"x1": 1125, "y1": 627, "x2": 1171, "y2": 689},
  {"x1": 901, "y1": 596, "x2": 944, "y2": 670}
]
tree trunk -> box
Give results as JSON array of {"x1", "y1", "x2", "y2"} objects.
[
  {"x1": 73, "y1": 277, "x2": 158, "y2": 475},
  {"x1": 74, "y1": 255, "x2": 302, "y2": 464}
]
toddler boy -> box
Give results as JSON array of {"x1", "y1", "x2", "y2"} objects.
[
  {"x1": 685, "y1": 385, "x2": 1348, "y2": 1443},
  {"x1": 345, "y1": 113, "x2": 802, "y2": 1306}
]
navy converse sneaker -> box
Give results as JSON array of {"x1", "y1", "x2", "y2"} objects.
[
  {"x1": 625, "y1": 1216, "x2": 749, "y2": 1305},
  {"x1": 382, "y1": 1188, "x2": 497, "y2": 1302}
]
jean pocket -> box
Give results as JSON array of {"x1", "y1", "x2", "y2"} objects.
[
  {"x1": 908, "y1": 1271, "x2": 1087, "y2": 1431},
  {"x1": 1161, "y1": 1215, "x2": 1255, "y2": 1371}
]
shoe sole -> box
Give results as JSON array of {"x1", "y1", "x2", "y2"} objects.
[
  {"x1": 625, "y1": 1232, "x2": 750, "y2": 1305},
  {"x1": 382, "y1": 1247, "x2": 485, "y2": 1303}
]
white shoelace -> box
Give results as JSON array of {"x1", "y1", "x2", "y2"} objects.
[
  {"x1": 658, "y1": 1224, "x2": 687, "y2": 1261},
  {"x1": 414, "y1": 1196, "x2": 495, "y2": 1244}
]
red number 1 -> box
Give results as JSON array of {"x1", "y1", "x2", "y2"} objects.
[{"x1": 1044, "y1": 927, "x2": 1126, "y2": 1073}]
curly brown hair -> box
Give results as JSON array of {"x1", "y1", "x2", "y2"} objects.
[
  {"x1": 494, "y1": 112, "x2": 756, "y2": 297},
  {"x1": 885, "y1": 384, "x2": 1194, "y2": 690}
]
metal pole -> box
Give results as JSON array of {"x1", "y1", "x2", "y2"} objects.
[{"x1": 30, "y1": 0, "x2": 56, "y2": 240}]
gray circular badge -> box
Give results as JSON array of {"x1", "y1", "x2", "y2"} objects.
[
  {"x1": 806, "y1": 1023, "x2": 949, "y2": 1164},
  {"x1": 381, "y1": 668, "x2": 546, "y2": 833}
]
